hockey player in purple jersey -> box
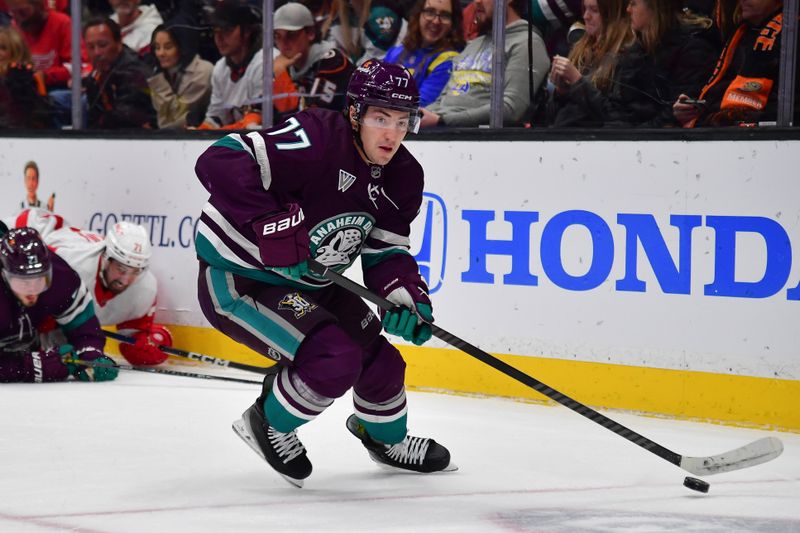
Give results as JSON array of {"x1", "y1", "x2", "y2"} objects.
[
  {"x1": 195, "y1": 59, "x2": 454, "y2": 487},
  {"x1": 0, "y1": 228, "x2": 118, "y2": 383}
]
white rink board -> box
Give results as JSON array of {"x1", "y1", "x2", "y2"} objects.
[{"x1": 0, "y1": 137, "x2": 798, "y2": 380}]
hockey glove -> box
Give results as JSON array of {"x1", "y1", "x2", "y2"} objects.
[
  {"x1": 119, "y1": 325, "x2": 172, "y2": 366},
  {"x1": 65, "y1": 346, "x2": 119, "y2": 382},
  {"x1": 379, "y1": 275, "x2": 434, "y2": 346},
  {"x1": 1, "y1": 346, "x2": 71, "y2": 383},
  {"x1": 252, "y1": 204, "x2": 310, "y2": 279}
]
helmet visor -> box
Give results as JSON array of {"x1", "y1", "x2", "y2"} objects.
[
  {"x1": 358, "y1": 105, "x2": 421, "y2": 134},
  {"x1": 3, "y1": 269, "x2": 51, "y2": 296}
]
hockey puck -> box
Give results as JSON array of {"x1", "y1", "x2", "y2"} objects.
[{"x1": 683, "y1": 476, "x2": 710, "y2": 493}]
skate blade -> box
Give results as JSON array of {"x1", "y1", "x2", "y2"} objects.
[
  {"x1": 232, "y1": 418, "x2": 305, "y2": 488},
  {"x1": 367, "y1": 452, "x2": 459, "y2": 473},
  {"x1": 442, "y1": 461, "x2": 459, "y2": 472}
]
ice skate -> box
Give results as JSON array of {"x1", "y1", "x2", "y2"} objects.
[
  {"x1": 232, "y1": 369, "x2": 312, "y2": 487},
  {"x1": 346, "y1": 414, "x2": 457, "y2": 473}
]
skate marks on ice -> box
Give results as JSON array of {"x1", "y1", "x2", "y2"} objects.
[{"x1": 491, "y1": 506, "x2": 800, "y2": 532}]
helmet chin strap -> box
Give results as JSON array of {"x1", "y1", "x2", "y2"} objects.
[{"x1": 99, "y1": 253, "x2": 111, "y2": 289}]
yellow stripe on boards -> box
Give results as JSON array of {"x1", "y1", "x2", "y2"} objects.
[
  {"x1": 397, "y1": 344, "x2": 800, "y2": 433},
  {"x1": 122, "y1": 325, "x2": 799, "y2": 432}
]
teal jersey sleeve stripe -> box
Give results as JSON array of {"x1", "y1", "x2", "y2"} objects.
[
  {"x1": 195, "y1": 233, "x2": 324, "y2": 290},
  {"x1": 362, "y1": 248, "x2": 411, "y2": 269},
  {"x1": 60, "y1": 301, "x2": 96, "y2": 332},
  {"x1": 212, "y1": 135, "x2": 250, "y2": 152}
]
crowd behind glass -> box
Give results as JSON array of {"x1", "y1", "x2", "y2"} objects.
[{"x1": 0, "y1": 0, "x2": 796, "y2": 130}]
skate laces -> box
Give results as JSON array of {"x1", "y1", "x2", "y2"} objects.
[
  {"x1": 267, "y1": 427, "x2": 305, "y2": 464},
  {"x1": 385, "y1": 435, "x2": 430, "y2": 465}
]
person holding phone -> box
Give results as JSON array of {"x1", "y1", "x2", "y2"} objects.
[{"x1": 672, "y1": 0, "x2": 788, "y2": 127}]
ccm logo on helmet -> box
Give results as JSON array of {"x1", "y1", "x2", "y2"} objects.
[
  {"x1": 262, "y1": 210, "x2": 305, "y2": 236},
  {"x1": 391, "y1": 93, "x2": 413, "y2": 100}
]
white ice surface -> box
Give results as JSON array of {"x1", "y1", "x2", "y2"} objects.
[{"x1": 1, "y1": 365, "x2": 798, "y2": 533}]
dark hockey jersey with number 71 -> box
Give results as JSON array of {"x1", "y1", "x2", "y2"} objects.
[{"x1": 194, "y1": 107, "x2": 425, "y2": 290}]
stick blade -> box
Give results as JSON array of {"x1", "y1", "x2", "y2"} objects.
[{"x1": 680, "y1": 436, "x2": 784, "y2": 476}]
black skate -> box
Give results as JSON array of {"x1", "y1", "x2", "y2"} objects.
[
  {"x1": 232, "y1": 369, "x2": 312, "y2": 488},
  {"x1": 346, "y1": 414, "x2": 457, "y2": 473}
]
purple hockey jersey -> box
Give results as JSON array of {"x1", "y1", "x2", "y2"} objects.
[
  {"x1": 195, "y1": 107, "x2": 424, "y2": 289},
  {"x1": 0, "y1": 253, "x2": 105, "y2": 356}
]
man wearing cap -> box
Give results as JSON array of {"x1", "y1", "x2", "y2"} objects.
[
  {"x1": 272, "y1": 2, "x2": 354, "y2": 122},
  {"x1": 199, "y1": 0, "x2": 264, "y2": 129}
]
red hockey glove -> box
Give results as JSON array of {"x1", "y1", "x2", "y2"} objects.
[
  {"x1": 252, "y1": 204, "x2": 310, "y2": 278},
  {"x1": 119, "y1": 325, "x2": 172, "y2": 366}
]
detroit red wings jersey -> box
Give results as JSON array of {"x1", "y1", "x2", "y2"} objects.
[
  {"x1": 43, "y1": 227, "x2": 158, "y2": 330},
  {"x1": 6, "y1": 208, "x2": 69, "y2": 239}
]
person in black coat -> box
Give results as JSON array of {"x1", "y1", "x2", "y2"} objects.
[
  {"x1": 628, "y1": 0, "x2": 720, "y2": 127},
  {"x1": 83, "y1": 16, "x2": 156, "y2": 128}
]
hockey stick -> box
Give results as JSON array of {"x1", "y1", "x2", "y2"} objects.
[
  {"x1": 65, "y1": 358, "x2": 263, "y2": 385},
  {"x1": 307, "y1": 259, "x2": 784, "y2": 476},
  {"x1": 103, "y1": 330, "x2": 272, "y2": 375}
]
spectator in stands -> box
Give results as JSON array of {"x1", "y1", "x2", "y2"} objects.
[
  {"x1": 198, "y1": 0, "x2": 263, "y2": 129},
  {"x1": 0, "y1": 25, "x2": 52, "y2": 128},
  {"x1": 628, "y1": 0, "x2": 719, "y2": 127},
  {"x1": 6, "y1": 0, "x2": 87, "y2": 91},
  {"x1": 83, "y1": 16, "x2": 156, "y2": 128},
  {"x1": 109, "y1": 0, "x2": 164, "y2": 59},
  {"x1": 420, "y1": 0, "x2": 548, "y2": 127},
  {"x1": 147, "y1": 23, "x2": 213, "y2": 128},
  {"x1": 325, "y1": 0, "x2": 407, "y2": 64},
  {"x1": 462, "y1": 0, "x2": 582, "y2": 57},
  {"x1": 673, "y1": 0, "x2": 789, "y2": 127},
  {"x1": 383, "y1": 0, "x2": 464, "y2": 107},
  {"x1": 299, "y1": 0, "x2": 335, "y2": 38},
  {"x1": 548, "y1": 0, "x2": 659, "y2": 127},
  {"x1": 272, "y1": 2, "x2": 354, "y2": 121}
]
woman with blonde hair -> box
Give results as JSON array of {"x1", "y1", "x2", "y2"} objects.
[
  {"x1": 0, "y1": 25, "x2": 51, "y2": 128},
  {"x1": 548, "y1": 0, "x2": 658, "y2": 126}
]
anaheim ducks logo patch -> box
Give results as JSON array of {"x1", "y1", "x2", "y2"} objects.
[
  {"x1": 309, "y1": 212, "x2": 375, "y2": 272},
  {"x1": 740, "y1": 81, "x2": 763, "y2": 92},
  {"x1": 278, "y1": 292, "x2": 318, "y2": 319}
]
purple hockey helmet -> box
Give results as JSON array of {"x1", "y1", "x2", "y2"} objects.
[
  {"x1": 1, "y1": 227, "x2": 52, "y2": 293},
  {"x1": 346, "y1": 59, "x2": 421, "y2": 133}
]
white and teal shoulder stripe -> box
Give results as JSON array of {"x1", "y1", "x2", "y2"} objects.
[
  {"x1": 200, "y1": 202, "x2": 262, "y2": 265},
  {"x1": 57, "y1": 282, "x2": 95, "y2": 331},
  {"x1": 211, "y1": 132, "x2": 273, "y2": 192},
  {"x1": 212, "y1": 132, "x2": 254, "y2": 156}
]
